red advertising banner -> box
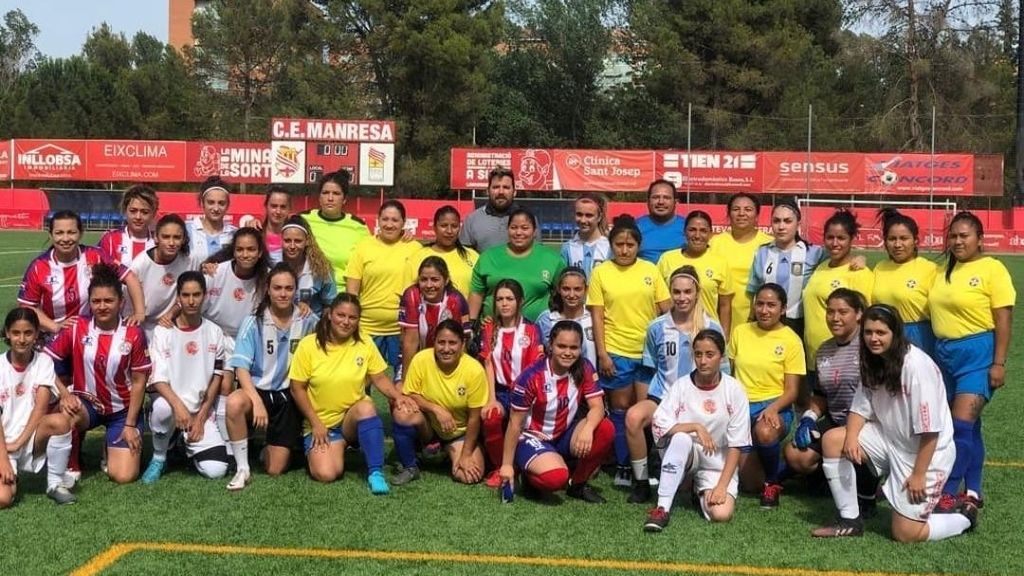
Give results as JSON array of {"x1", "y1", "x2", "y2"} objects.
[
  {"x1": 0, "y1": 141, "x2": 10, "y2": 181},
  {"x1": 449, "y1": 148, "x2": 554, "y2": 190},
  {"x1": 270, "y1": 118, "x2": 396, "y2": 142},
  {"x1": 186, "y1": 142, "x2": 273, "y2": 184},
  {"x1": 762, "y1": 152, "x2": 864, "y2": 194},
  {"x1": 12, "y1": 139, "x2": 89, "y2": 181},
  {"x1": 85, "y1": 140, "x2": 187, "y2": 182},
  {"x1": 305, "y1": 141, "x2": 359, "y2": 184},
  {"x1": 551, "y1": 149, "x2": 653, "y2": 191},
  {"x1": 863, "y1": 153, "x2": 973, "y2": 195},
  {"x1": 657, "y1": 150, "x2": 760, "y2": 193}
]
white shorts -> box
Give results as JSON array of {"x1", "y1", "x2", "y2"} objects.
[
  {"x1": 182, "y1": 414, "x2": 226, "y2": 459},
  {"x1": 661, "y1": 438, "x2": 740, "y2": 498},
  {"x1": 6, "y1": 432, "x2": 44, "y2": 474},
  {"x1": 858, "y1": 421, "x2": 954, "y2": 521}
]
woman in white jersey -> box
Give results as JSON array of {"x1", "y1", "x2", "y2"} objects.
[
  {"x1": 141, "y1": 271, "x2": 230, "y2": 484},
  {"x1": 225, "y1": 263, "x2": 318, "y2": 491},
  {"x1": 128, "y1": 214, "x2": 199, "y2": 340},
  {"x1": 190, "y1": 176, "x2": 238, "y2": 262},
  {"x1": 559, "y1": 194, "x2": 609, "y2": 279}
]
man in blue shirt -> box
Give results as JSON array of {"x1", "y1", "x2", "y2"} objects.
[{"x1": 636, "y1": 179, "x2": 686, "y2": 263}]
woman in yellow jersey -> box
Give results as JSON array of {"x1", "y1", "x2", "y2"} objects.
[
  {"x1": 346, "y1": 200, "x2": 422, "y2": 381},
  {"x1": 390, "y1": 319, "x2": 487, "y2": 485},
  {"x1": 928, "y1": 212, "x2": 1015, "y2": 516},
  {"x1": 404, "y1": 205, "x2": 479, "y2": 297},
  {"x1": 727, "y1": 283, "x2": 805, "y2": 508},
  {"x1": 289, "y1": 294, "x2": 418, "y2": 494},
  {"x1": 709, "y1": 193, "x2": 773, "y2": 330},
  {"x1": 802, "y1": 210, "x2": 874, "y2": 381},
  {"x1": 588, "y1": 215, "x2": 671, "y2": 487},
  {"x1": 302, "y1": 171, "x2": 371, "y2": 287},
  {"x1": 658, "y1": 211, "x2": 734, "y2": 334},
  {"x1": 872, "y1": 209, "x2": 939, "y2": 355}
]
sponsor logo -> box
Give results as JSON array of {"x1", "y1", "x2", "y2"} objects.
[
  {"x1": 519, "y1": 336, "x2": 531, "y2": 347},
  {"x1": 906, "y1": 278, "x2": 917, "y2": 289},
  {"x1": 662, "y1": 153, "x2": 756, "y2": 170},
  {"x1": 705, "y1": 268, "x2": 713, "y2": 279},
  {"x1": 233, "y1": 287, "x2": 246, "y2": 301},
  {"x1": 644, "y1": 276, "x2": 653, "y2": 286},
  {"x1": 274, "y1": 145, "x2": 302, "y2": 178},
  {"x1": 457, "y1": 385, "x2": 466, "y2": 397},
  {"x1": 355, "y1": 356, "x2": 364, "y2": 367},
  {"x1": 829, "y1": 279, "x2": 841, "y2": 289},
  {"x1": 17, "y1": 144, "x2": 83, "y2": 169},
  {"x1": 186, "y1": 341, "x2": 199, "y2": 355},
  {"x1": 14, "y1": 382, "x2": 26, "y2": 397},
  {"x1": 518, "y1": 149, "x2": 551, "y2": 189},
  {"x1": 102, "y1": 143, "x2": 168, "y2": 158},
  {"x1": 778, "y1": 161, "x2": 850, "y2": 175}
]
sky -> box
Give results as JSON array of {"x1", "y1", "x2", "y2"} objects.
[{"x1": 0, "y1": 1, "x2": 167, "y2": 58}]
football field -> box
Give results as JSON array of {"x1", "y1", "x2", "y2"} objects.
[{"x1": 0, "y1": 230, "x2": 1022, "y2": 575}]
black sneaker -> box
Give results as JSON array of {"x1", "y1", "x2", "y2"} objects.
[
  {"x1": 643, "y1": 506, "x2": 670, "y2": 532},
  {"x1": 613, "y1": 466, "x2": 633, "y2": 488},
  {"x1": 627, "y1": 479, "x2": 651, "y2": 504},
  {"x1": 567, "y1": 482, "x2": 606, "y2": 504},
  {"x1": 811, "y1": 517, "x2": 864, "y2": 538},
  {"x1": 960, "y1": 495, "x2": 981, "y2": 532},
  {"x1": 760, "y1": 482, "x2": 783, "y2": 509}
]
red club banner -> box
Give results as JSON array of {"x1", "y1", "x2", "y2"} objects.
[
  {"x1": 0, "y1": 141, "x2": 10, "y2": 181},
  {"x1": 186, "y1": 142, "x2": 273, "y2": 184},
  {"x1": 86, "y1": 140, "x2": 187, "y2": 182},
  {"x1": 450, "y1": 148, "x2": 554, "y2": 190},
  {"x1": 551, "y1": 149, "x2": 654, "y2": 191},
  {"x1": 12, "y1": 139, "x2": 89, "y2": 180},
  {"x1": 657, "y1": 150, "x2": 761, "y2": 193},
  {"x1": 863, "y1": 153, "x2": 974, "y2": 195},
  {"x1": 761, "y1": 152, "x2": 865, "y2": 194}
]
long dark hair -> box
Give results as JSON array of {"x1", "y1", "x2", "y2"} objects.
[
  {"x1": 429, "y1": 205, "x2": 470, "y2": 261},
  {"x1": 491, "y1": 278, "x2": 525, "y2": 351},
  {"x1": 944, "y1": 211, "x2": 984, "y2": 283},
  {"x1": 154, "y1": 213, "x2": 191, "y2": 257},
  {"x1": 876, "y1": 207, "x2": 919, "y2": 259},
  {"x1": 772, "y1": 199, "x2": 805, "y2": 245},
  {"x1": 859, "y1": 304, "x2": 909, "y2": 395},
  {"x1": 548, "y1": 320, "x2": 587, "y2": 386},
  {"x1": 316, "y1": 293, "x2": 362, "y2": 350},
  {"x1": 548, "y1": 266, "x2": 587, "y2": 313},
  {"x1": 176, "y1": 270, "x2": 207, "y2": 295},
  {"x1": 254, "y1": 262, "x2": 298, "y2": 320},
  {"x1": 211, "y1": 227, "x2": 272, "y2": 296},
  {"x1": 418, "y1": 256, "x2": 452, "y2": 292},
  {"x1": 3, "y1": 307, "x2": 40, "y2": 347}
]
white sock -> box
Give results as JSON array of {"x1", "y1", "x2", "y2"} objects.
[
  {"x1": 927, "y1": 513, "x2": 971, "y2": 541},
  {"x1": 149, "y1": 397, "x2": 173, "y2": 461},
  {"x1": 656, "y1": 433, "x2": 693, "y2": 511},
  {"x1": 966, "y1": 489, "x2": 980, "y2": 500},
  {"x1": 46, "y1": 431, "x2": 73, "y2": 490},
  {"x1": 822, "y1": 457, "x2": 860, "y2": 520},
  {"x1": 631, "y1": 458, "x2": 649, "y2": 481},
  {"x1": 215, "y1": 396, "x2": 230, "y2": 442},
  {"x1": 230, "y1": 439, "x2": 250, "y2": 473}
]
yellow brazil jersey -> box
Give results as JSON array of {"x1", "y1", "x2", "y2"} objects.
[
  {"x1": 928, "y1": 257, "x2": 1017, "y2": 340},
  {"x1": 587, "y1": 259, "x2": 670, "y2": 358},
  {"x1": 802, "y1": 264, "x2": 874, "y2": 366},
  {"x1": 404, "y1": 245, "x2": 480, "y2": 299},
  {"x1": 288, "y1": 334, "x2": 388, "y2": 432},
  {"x1": 709, "y1": 230, "x2": 773, "y2": 330},
  {"x1": 657, "y1": 249, "x2": 734, "y2": 324},
  {"x1": 727, "y1": 322, "x2": 806, "y2": 403},
  {"x1": 345, "y1": 237, "x2": 422, "y2": 336},
  {"x1": 872, "y1": 256, "x2": 938, "y2": 324},
  {"x1": 403, "y1": 349, "x2": 488, "y2": 441}
]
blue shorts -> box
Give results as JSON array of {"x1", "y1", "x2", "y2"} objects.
[
  {"x1": 600, "y1": 354, "x2": 652, "y2": 391},
  {"x1": 494, "y1": 387, "x2": 511, "y2": 412},
  {"x1": 372, "y1": 334, "x2": 403, "y2": 380},
  {"x1": 905, "y1": 321, "x2": 936, "y2": 357},
  {"x1": 744, "y1": 398, "x2": 794, "y2": 449},
  {"x1": 302, "y1": 425, "x2": 353, "y2": 453},
  {"x1": 935, "y1": 331, "x2": 995, "y2": 402},
  {"x1": 82, "y1": 402, "x2": 131, "y2": 449},
  {"x1": 513, "y1": 420, "x2": 583, "y2": 470}
]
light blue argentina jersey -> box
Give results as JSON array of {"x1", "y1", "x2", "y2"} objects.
[
  {"x1": 296, "y1": 260, "x2": 337, "y2": 317},
  {"x1": 642, "y1": 311, "x2": 729, "y2": 400},
  {"x1": 560, "y1": 234, "x2": 610, "y2": 280},
  {"x1": 228, "y1": 308, "x2": 318, "y2": 391},
  {"x1": 746, "y1": 240, "x2": 825, "y2": 319},
  {"x1": 536, "y1": 309, "x2": 596, "y2": 367}
]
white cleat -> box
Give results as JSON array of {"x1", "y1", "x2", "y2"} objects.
[{"x1": 226, "y1": 468, "x2": 251, "y2": 491}]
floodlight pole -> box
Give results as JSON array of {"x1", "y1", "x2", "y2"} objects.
[{"x1": 1016, "y1": 0, "x2": 1024, "y2": 204}]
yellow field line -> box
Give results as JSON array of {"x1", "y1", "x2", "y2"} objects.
[
  {"x1": 71, "y1": 541, "x2": 964, "y2": 576},
  {"x1": 985, "y1": 459, "x2": 1024, "y2": 468}
]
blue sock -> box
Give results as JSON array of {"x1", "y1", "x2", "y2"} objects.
[
  {"x1": 965, "y1": 418, "x2": 985, "y2": 496},
  {"x1": 757, "y1": 441, "x2": 782, "y2": 483},
  {"x1": 357, "y1": 416, "x2": 386, "y2": 474},
  {"x1": 391, "y1": 423, "x2": 419, "y2": 469},
  {"x1": 609, "y1": 409, "x2": 628, "y2": 466},
  {"x1": 946, "y1": 418, "x2": 975, "y2": 495}
]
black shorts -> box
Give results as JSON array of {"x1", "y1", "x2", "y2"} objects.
[
  {"x1": 808, "y1": 415, "x2": 840, "y2": 455},
  {"x1": 256, "y1": 389, "x2": 302, "y2": 449}
]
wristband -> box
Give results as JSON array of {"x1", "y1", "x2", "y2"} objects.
[{"x1": 801, "y1": 409, "x2": 818, "y2": 421}]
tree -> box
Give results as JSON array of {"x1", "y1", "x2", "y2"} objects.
[{"x1": 0, "y1": 9, "x2": 39, "y2": 93}]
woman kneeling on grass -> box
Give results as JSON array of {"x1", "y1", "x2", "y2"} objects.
[
  {"x1": 812, "y1": 305, "x2": 974, "y2": 541},
  {"x1": 643, "y1": 330, "x2": 750, "y2": 531},
  {"x1": 499, "y1": 321, "x2": 613, "y2": 503},
  {"x1": 391, "y1": 319, "x2": 487, "y2": 485},
  {"x1": 288, "y1": 294, "x2": 418, "y2": 494}
]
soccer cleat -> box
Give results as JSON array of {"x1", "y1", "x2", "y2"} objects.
[
  {"x1": 566, "y1": 482, "x2": 606, "y2": 504},
  {"x1": 760, "y1": 482, "x2": 783, "y2": 509},
  {"x1": 392, "y1": 466, "x2": 421, "y2": 486},
  {"x1": 811, "y1": 517, "x2": 864, "y2": 538},
  {"x1": 643, "y1": 506, "x2": 671, "y2": 533},
  {"x1": 62, "y1": 470, "x2": 81, "y2": 490},
  {"x1": 933, "y1": 492, "x2": 961, "y2": 514},
  {"x1": 47, "y1": 485, "x2": 77, "y2": 505},
  {"x1": 627, "y1": 479, "x2": 651, "y2": 504},
  {"x1": 422, "y1": 440, "x2": 442, "y2": 458},
  {"x1": 368, "y1": 470, "x2": 390, "y2": 495},
  {"x1": 226, "y1": 469, "x2": 251, "y2": 491},
  {"x1": 613, "y1": 466, "x2": 633, "y2": 488},
  {"x1": 484, "y1": 469, "x2": 503, "y2": 489},
  {"x1": 140, "y1": 459, "x2": 166, "y2": 485},
  {"x1": 960, "y1": 496, "x2": 980, "y2": 532}
]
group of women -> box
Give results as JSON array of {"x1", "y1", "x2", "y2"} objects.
[{"x1": 0, "y1": 177, "x2": 1014, "y2": 544}]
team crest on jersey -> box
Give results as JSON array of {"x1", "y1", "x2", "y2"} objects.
[
  {"x1": 457, "y1": 386, "x2": 466, "y2": 397},
  {"x1": 674, "y1": 405, "x2": 686, "y2": 418},
  {"x1": 233, "y1": 288, "x2": 246, "y2": 301},
  {"x1": 644, "y1": 276, "x2": 653, "y2": 286},
  {"x1": 82, "y1": 336, "x2": 94, "y2": 346},
  {"x1": 519, "y1": 336, "x2": 531, "y2": 347},
  {"x1": 14, "y1": 382, "x2": 26, "y2": 397},
  {"x1": 705, "y1": 268, "x2": 714, "y2": 279},
  {"x1": 703, "y1": 399, "x2": 717, "y2": 414},
  {"x1": 185, "y1": 341, "x2": 199, "y2": 355},
  {"x1": 906, "y1": 278, "x2": 917, "y2": 289},
  {"x1": 162, "y1": 273, "x2": 175, "y2": 287},
  {"x1": 969, "y1": 276, "x2": 980, "y2": 287},
  {"x1": 45, "y1": 275, "x2": 59, "y2": 286},
  {"x1": 119, "y1": 342, "x2": 133, "y2": 355},
  {"x1": 830, "y1": 279, "x2": 841, "y2": 289},
  {"x1": 355, "y1": 356, "x2": 364, "y2": 367},
  {"x1": 774, "y1": 345, "x2": 784, "y2": 357},
  {"x1": 541, "y1": 270, "x2": 550, "y2": 281},
  {"x1": 209, "y1": 287, "x2": 222, "y2": 297},
  {"x1": 791, "y1": 262, "x2": 803, "y2": 276}
]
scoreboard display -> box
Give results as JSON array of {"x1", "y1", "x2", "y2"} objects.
[{"x1": 305, "y1": 141, "x2": 358, "y2": 183}]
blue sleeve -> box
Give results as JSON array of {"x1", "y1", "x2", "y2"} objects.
[
  {"x1": 747, "y1": 248, "x2": 764, "y2": 295},
  {"x1": 319, "y1": 277, "x2": 338, "y2": 311},
  {"x1": 536, "y1": 312, "x2": 552, "y2": 344},
  {"x1": 559, "y1": 242, "x2": 571, "y2": 266},
  {"x1": 641, "y1": 322, "x2": 660, "y2": 370},
  {"x1": 228, "y1": 317, "x2": 257, "y2": 371},
  {"x1": 676, "y1": 216, "x2": 687, "y2": 249}
]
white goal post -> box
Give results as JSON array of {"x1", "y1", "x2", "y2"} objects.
[{"x1": 796, "y1": 197, "x2": 957, "y2": 252}]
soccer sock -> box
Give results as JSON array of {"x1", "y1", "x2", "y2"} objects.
[
  {"x1": 149, "y1": 398, "x2": 173, "y2": 461},
  {"x1": 947, "y1": 418, "x2": 975, "y2": 495},
  {"x1": 391, "y1": 423, "x2": 419, "y2": 469},
  {"x1": 854, "y1": 461, "x2": 879, "y2": 501},
  {"x1": 572, "y1": 418, "x2": 613, "y2": 485},
  {"x1": 482, "y1": 411, "x2": 505, "y2": 469},
  {"x1": 756, "y1": 440, "x2": 782, "y2": 483},
  {"x1": 357, "y1": 416, "x2": 386, "y2": 474},
  {"x1": 609, "y1": 409, "x2": 628, "y2": 467},
  {"x1": 631, "y1": 459, "x2": 649, "y2": 482},
  {"x1": 927, "y1": 512, "x2": 971, "y2": 541},
  {"x1": 46, "y1": 431, "x2": 73, "y2": 491},
  {"x1": 230, "y1": 440, "x2": 250, "y2": 473},
  {"x1": 215, "y1": 395, "x2": 230, "y2": 442},
  {"x1": 528, "y1": 468, "x2": 569, "y2": 493},
  {"x1": 822, "y1": 457, "x2": 859, "y2": 520},
  {"x1": 657, "y1": 433, "x2": 693, "y2": 511},
  {"x1": 965, "y1": 418, "x2": 984, "y2": 497}
]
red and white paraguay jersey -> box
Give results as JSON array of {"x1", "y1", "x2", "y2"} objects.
[
  {"x1": 398, "y1": 286, "x2": 469, "y2": 349},
  {"x1": 99, "y1": 227, "x2": 154, "y2": 267},
  {"x1": 481, "y1": 320, "x2": 543, "y2": 391},
  {"x1": 129, "y1": 251, "x2": 199, "y2": 338},
  {"x1": 202, "y1": 261, "x2": 260, "y2": 338},
  {"x1": 45, "y1": 317, "x2": 151, "y2": 415},
  {"x1": 651, "y1": 373, "x2": 751, "y2": 454},
  {"x1": 149, "y1": 321, "x2": 226, "y2": 413},
  {"x1": 0, "y1": 352, "x2": 58, "y2": 443},
  {"x1": 511, "y1": 358, "x2": 602, "y2": 442},
  {"x1": 18, "y1": 246, "x2": 129, "y2": 327}
]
